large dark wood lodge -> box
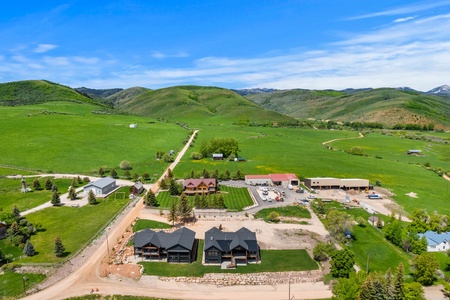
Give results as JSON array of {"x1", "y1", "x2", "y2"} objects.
[
  {"x1": 133, "y1": 227, "x2": 196, "y2": 263},
  {"x1": 204, "y1": 227, "x2": 260, "y2": 265}
]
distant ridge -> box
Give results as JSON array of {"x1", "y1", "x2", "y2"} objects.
[
  {"x1": 426, "y1": 85, "x2": 450, "y2": 95},
  {"x1": 75, "y1": 87, "x2": 123, "y2": 99},
  {"x1": 231, "y1": 88, "x2": 278, "y2": 96}
]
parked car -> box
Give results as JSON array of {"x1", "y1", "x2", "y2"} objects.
[
  {"x1": 296, "y1": 188, "x2": 304, "y2": 193},
  {"x1": 262, "y1": 190, "x2": 268, "y2": 195},
  {"x1": 268, "y1": 197, "x2": 273, "y2": 202}
]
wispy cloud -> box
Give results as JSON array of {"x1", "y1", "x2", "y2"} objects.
[
  {"x1": 393, "y1": 16, "x2": 416, "y2": 23},
  {"x1": 151, "y1": 51, "x2": 189, "y2": 59},
  {"x1": 34, "y1": 44, "x2": 58, "y2": 53},
  {"x1": 349, "y1": 0, "x2": 450, "y2": 20}
]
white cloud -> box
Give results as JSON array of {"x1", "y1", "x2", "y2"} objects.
[
  {"x1": 393, "y1": 16, "x2": 416, "y2": 23},
  {"x1": 349, "y1": 0, "x2": 450, "y2": 20},
  {"x1": 151, "y1": 51, "x2": 190, "y2": 59},
  {"x1": 34, "y1": 44, "x2": 58, "y2": 53}
]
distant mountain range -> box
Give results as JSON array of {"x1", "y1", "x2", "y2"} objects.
[{"x1": 0, "y1": 80, "x2": 449, "y2": 129}]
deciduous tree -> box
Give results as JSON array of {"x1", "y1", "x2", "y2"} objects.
[
  {"x1": 412, "y1": 253, "x2": 439, "y2": 285},
  {"x1": 330, "y1": 249, "x2": 355, "y2": 278}
]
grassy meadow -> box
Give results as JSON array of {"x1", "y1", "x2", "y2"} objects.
[
  {"x1": 0, "y1": 271, "x2": 46, "y2": 298},
  {"x1": 176, "y1": 125, "x2": 450, "y2": 215},
  {"x1": 0, "y1": 101, "x2": 188, "y2": 176}
]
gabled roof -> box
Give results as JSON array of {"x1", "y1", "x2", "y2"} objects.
[
  {"x1": 133, "y1": 227, "x2": 195, "y2": 250},
  {"x1": 132, "y1": 182, "x2": 143, "y2": 190},
  {"x1": 419, "y1": 231, "x2": 450, "y2": 246},
  {"x1": 269, "y1": 173, "x2": 298, "y2": 182},
  {"x1": 204, "y1": 227, "x2": 258, "y2": 252},
  {"x1": 184, "y1": 178, "x2": 216, "y2": 188},
  {"x1": 85, "y1": 177, "x2": 116, "y2": 189}
]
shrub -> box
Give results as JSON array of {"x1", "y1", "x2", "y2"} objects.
[
  {"x1": 267, "y1": 211, "x2": 280, "y2": 223},
  {"x1": 120, "y1": 160, "x2": 132, "y2": 170},
  {"x1": 162, "y1": 153, "x2": 175, "y2": 163},
  {"x1": 190, "y1": 152, "x2": 203, "y2": 160}
]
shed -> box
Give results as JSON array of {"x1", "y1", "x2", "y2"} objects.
[
  {"x1": 83, "y1": 177, "x2": 117, "y2": 195},
  {"x1": 130, "y1": 182, "x2": 144, "y2": 195},
  {"x1": 407, "y1": 150, "x2": 422, "y2": 155},
  {"x1": 212, "y1": 153, "x2": 224, "y2": 160}
]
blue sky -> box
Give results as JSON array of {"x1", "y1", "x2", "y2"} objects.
[{"x1": 1, "y1": 0, "x2": 450, "y2": 90}]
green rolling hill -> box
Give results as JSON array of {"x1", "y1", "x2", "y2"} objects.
[
  {"x1": 0, "y1": 80, "x2": 95, "y2": 106},
  {"x1": 111, "y1": 85, "x2": 298, "y2": 125},
  {"x1": 246, "y1": 88, "x2": 450, "y2": 129}
]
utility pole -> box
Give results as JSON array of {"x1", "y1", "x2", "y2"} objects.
[
  {"x1": 106, "y1": 230, "x2": 110, "y2": 259},
  {"x1": 21, "y1": 271, "x2": 26, "y2": 295},
  {"x1": 366, "y1": 254, "x2": 370, "y2": 274}
]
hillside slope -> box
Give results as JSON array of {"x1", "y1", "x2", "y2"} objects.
[
  {"x1": 113, "y1": 85, "x2": 298, "y2": 125},
  {"x1": 246, "y1": 88, "x2": 450, "y2": 128},
  {"x1": 0, "y1": 80, "x2": 95, "y2": 106}
]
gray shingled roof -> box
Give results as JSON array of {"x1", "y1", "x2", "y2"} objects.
[
  {"x1": 85, "y1": 177, "x2": 116, "y2": 189},
  {"x1": 133, "y1": 227, "x2": 195, "y2": 250},
  {"x1": 204, "y1": 227, "x2": 258, "y2": 252}
]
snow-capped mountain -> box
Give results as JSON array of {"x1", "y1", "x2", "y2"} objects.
[{"x1": 426, "y1": 85, "x2": 450, "y2": 95}]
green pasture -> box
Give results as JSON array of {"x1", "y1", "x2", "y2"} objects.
[
  {"x1": 254, "y1": 205, "x2": 311, "y2": 221},
  {"x1": 140, "y1": 239, "x2": 318, "y2": 277},
  {"x1": 0, "y1": 177, "x2": 76, "y2": 213},
  {"x1": 0, "y1": 272, "x2": 46, "y2": 298},
  {"x1": 156, "y1": 186, "x2": 253, "y2": 211},
  {"x1": 6, "y1": 188, "x2": 130, "y2": 263},
  {"x1": 0, "y1": 102, "x2": 188, "y2": 175},
  {"x1": 133, "y1": 219, "x2": 172, "y2": 232},
  {"x1": 175, "y1": 126, "x2": 450, "y2": 215}
]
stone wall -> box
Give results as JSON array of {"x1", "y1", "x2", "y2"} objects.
[{"x1": 159, "y1": 270, "x2": 323, "y2": 286}]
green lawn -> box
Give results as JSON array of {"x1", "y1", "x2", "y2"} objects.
[
  {"x1": 140, "y1": 240, "x2": 318, "y2": 277},
  {"x1": 156, "y1": 186, "x2": 253, "y2": 211},
  {"x1": 254, "y1": 205, "x2": 311, "y2": 222},
  {"x1": 0, "y1": 177, "x2": 76, "y2": 213},
  {"x1": 0, "y1": 271, "x2": 46, "y2": 298},
  {"x1": 133, "y1": 219, "x2": 172, "y2": 232},
  {"x1": 12, "y1": 189, "x2": 130, "y2": 263}
]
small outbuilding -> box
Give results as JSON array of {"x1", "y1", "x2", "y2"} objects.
[
  {"x1": 83, "y1": 177, "x2": 117, "y2": 195},
  {"x1": 130, "y1": 182, "x2": 144, "y2": 195},
  {"x1": 212, "y1": 153, "x2": 224, "y2": 160},
  {"x1": 407, "y1": 150, "x2": 422, "y2": 155}
]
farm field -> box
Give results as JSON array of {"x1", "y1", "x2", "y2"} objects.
[
  {"x1": 140, "y1": 239, "x2": 318, "y2": 277},
  {"x1": 0, "y1": 101, "x2": 188, "y2": 176},
  {"x1": 175, "y1": 125, "x2": 450, "y2": 215},
  {"x1": 155, "y1": 185, "x2": 253, "y2": 211}
]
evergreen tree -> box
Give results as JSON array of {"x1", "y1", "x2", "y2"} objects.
[
  {"x1": 51, "y1": 191, "x2": 61, "y2": 206},
  {"x1": 53, "y1": 236, "x2": 65, "y2": 257},
  {"x1": 124, "y1": 170, "x2": 131, "y2": 179},
  {"x1": 200, "y1": 193, "x2": 208, "y2": 208},
  {"x1": 384, "y1": 268, "x2": 394, "y2": 300},
  {"x1": 68, "y1": 186, "x2": 77, "y2": 200},
  {"x1": 190, "y1": 169, "x2": 195, "y2": 178},
  {"x1": 393, "y1": 263, "x2": 405, "y2": 300},
  {"x1": 45, "y1": 178, "x2": 53, "y2": 190},
  {"x1": 145, "y1": 190, "x2": 157, "y2": 207},
  {"x1": 225, "y1": 169, "x2": 231, "y2": 180},
  {"x1": 33, "y1": 178, "x2": 41, "y2": 190},
  {"x1": 77, "y1": 176, "x2": 83, "y2": 184},
  {"x1": 167, "y1": 200, "x2": 178, "y2": 226},
  {"x1": 98, "y1": 167, "x2": 105, "y2": 176},
  {"x1": 51, "y1": 184, "x2": 58, "y2": 193},
  {"x1": 167, "y1": 168, "x2": 173, "y2": 179},
  {"x1": 12, "y1": 205, "x2": 21, "y2": 219},
  {"x1": 359, "y1": 276, "x2": 377, "y2": 300},
  {"x1": 142, "y1": 172, "x2": 150, "y2": 181},
  {"x1": 110, "y1": 168, "x2": 118, "y2": 178},
  {"x1": 71, "y1": 177, "x2": 77, "y2": 187},
  {"x1": 202, "y1": 169, "x2": 209, "y2": 178},
  {"x1": 194, "y1": 193, "x2": 201, "y2": 208},
  {"x1": 217, "y1": 194, "x2": 225, "y2": 209},
  {"x1": 159, "y1": 177, "x2": 168, "y2": 189},
  {"x1": 23, "y1": 240, "x2": 35, "y2": 256},
  {"x1": 235, "y1": 169, "x2": 242, "y2": 180},
  {"x1": 88, "y1": 190, "x2": 97, "y2": 205},
  {"x1": 178, "y1": 193, "x2": 192, "y2": 222},
  {"x1": 169, "y1": 178, "x2": 179, "y2": 196}
]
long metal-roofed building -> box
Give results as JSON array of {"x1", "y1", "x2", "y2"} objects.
[
  {"x1": 83, "y1": 176, "x2": 117, "y2": 195},
  {"x1": 304, "y1": 177, "x2": 372, "y2": 191}
]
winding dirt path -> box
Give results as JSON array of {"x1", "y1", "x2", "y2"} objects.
[{"x1": 322, "y1": 131, "x2": 364, "y2": 146}]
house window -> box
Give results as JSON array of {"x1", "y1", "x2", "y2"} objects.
[{"x1": 208, "y1": 251, "x2": 219, "y2": 256}]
